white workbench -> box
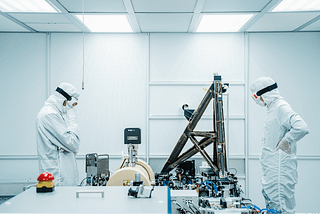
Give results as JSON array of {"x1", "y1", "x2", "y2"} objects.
[{"x1": 0, "y1": 186, "x2": 170, "y2": 213}]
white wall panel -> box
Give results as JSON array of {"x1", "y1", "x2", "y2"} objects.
[
  {"x1": 149, "y1": 34, "x2": 245, "y2": 82},
  {"x1": 247, "y1": 159, "x2": 264, "y2": 207},
  {"x1": 295, "y1": 159, "x2": 320, "y2": 213},
  {"x1": 50, "y1": 34, "x2": 148, "y2": 156},
  {"x1": 225, "y1": 85, "x2": 244, "y2": 117},
  {"x1": 228, "y1": 120, "x2": 245, "y2": 156},
  {"x1": 0, "y1": 159, "x2": 39, "y2": 182},
  {"x1": 149, "y1": 85, "x2": 212, "y2": 117},
  {"x1": 0, "y1": 33, "x2": 47, "y2": 156},
  {"x1": 149, "y1": 119, "x2": 189, "y2": 155}
]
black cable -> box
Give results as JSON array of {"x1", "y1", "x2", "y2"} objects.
[
  {"x1": 190, "y1": 202, "x2": 201, "y2": 214},
  {"x1": 186, "y1": 201, "x2": 196, "y2": 214},
  {"x1": 119, "y1": 158, "x2": 127, "y2": 168},
  {"x1": 79, "y1": 177, "x2": 88, "y2": 186},
  {"x1": 173, "y1": 201, "x2": 187, "y2": 214}
]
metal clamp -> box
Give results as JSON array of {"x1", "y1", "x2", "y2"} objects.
[{"x1": 76, "y1": 190, "x2": 104, "y2": 198}]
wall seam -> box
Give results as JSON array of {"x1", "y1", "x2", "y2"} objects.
[
  {"x1": 244, "y1": 32, "x2": 249, "y2": 198},
  {"x1": 146, "y1": 33, "x2": 151, "y2": 164},
  {"x1": 46, "y1": 33, "x2": 51, "y2": 98}
]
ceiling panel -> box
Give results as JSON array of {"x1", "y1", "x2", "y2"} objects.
[
  {"x1": 132, "y1": 0, "x2": 197, "y2": 12},
  {"x1": 136, "y1": 14, "x2": 193, "y2": 32},
  {"x1": 301, "y1": 18, "x2": 320, "y2": 31},
  {"x1": 56, "y1": 0, "x2": 126, "y2": 13},
  {"x1": 0, "y1": 15, "x2": 29, "y2": 32},
  {"x1": 1, "y1": 0, "x2": 320, "y2": 33},
  {"x1": 28, "y1": 23, "x2": 81, "y2": 32},
  {"x1": 9, "y1": 13, "x2": 71, "y2": 23},
  {"x1": 202, "y1": 0, "x2": 272, "y2": 12},
  {"x1": 247, "y1": 12, "x2": 320, "y2": 31}
]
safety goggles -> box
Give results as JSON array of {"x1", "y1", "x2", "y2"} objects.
[{"x1": 251, "y1": 93, "x2": 259, "y2": 101}]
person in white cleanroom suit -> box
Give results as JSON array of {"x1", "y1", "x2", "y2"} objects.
[
  {"x1": 250, "y1": 77, "x2": 309, "y2": 213},
  {"x1": 36, "y1": 83, "x2": 80, "y2": 186}
]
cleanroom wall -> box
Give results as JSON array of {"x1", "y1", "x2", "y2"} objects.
[
  {"x1": 0, "y1": 33, "x2": 47, "y2": 183},
  {"x1": 0, "y1": 32, "x2": 319, "y2": 212}
]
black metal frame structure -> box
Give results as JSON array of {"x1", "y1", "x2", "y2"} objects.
[{"x1": 160, "y1": 74, "x2": 228, "y2": 178}]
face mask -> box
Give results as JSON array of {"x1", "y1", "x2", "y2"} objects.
[
  {"x1": 252, "y1": 94, "x2": 266, "y2": 107},
  {"x1": 256, "y1": 99, "x2": 266, "y2": 107},
  {"x1": 67, "y1": 97, "x2": 78, "y2": 109}
]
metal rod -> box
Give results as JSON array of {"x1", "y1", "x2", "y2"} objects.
[
  {"x1": 189, "y1": 131, "x2": 215, "y2": 138},
  {"x1": 169, "y1": 137, "x2": 215, "y2": 170},
  {"x1": 189, "y1": 136, "x2": 218, "y2": 172}
]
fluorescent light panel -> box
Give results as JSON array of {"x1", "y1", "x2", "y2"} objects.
[
  {"x1": 196, "y1": 14, "x2": 254, "y2": 32},
  {"x1": 272, "y1": 0, "x2": 320, "y2": 12},
  {"x1": 0, "y1": 0, "x2": 59, "y2": 12},
  {"x1": 76, "y1": 15, "x2": 133, "y2": 33}
]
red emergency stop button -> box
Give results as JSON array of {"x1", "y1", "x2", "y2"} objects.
[{"x1": 37, "y1": 172, "x2": 54, "y2": 181}]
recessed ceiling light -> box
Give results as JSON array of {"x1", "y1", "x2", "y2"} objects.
[
  {"x1": 272, "y1": 0, "x2": 320, "y2": 12},
  {"x1": 76, "y1": 15, "x2": 133, "y2": 33},
  {"x1": 0, "y1": 0, "x2": 59, "y2": 12},
  {"x1": 196, "y1": 14, "x2": 254, "y2": 32}
]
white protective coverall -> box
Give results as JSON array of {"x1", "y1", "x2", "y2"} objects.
[
  {"x1": 36, "y1": 83, "x2": 80, "y2": 186},
  {"x1": 250, "y1": 77, "x2": 309, "y2": 213}
]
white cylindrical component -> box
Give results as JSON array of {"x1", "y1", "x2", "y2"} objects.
[
  {"x1": 107, "y1": 166, "x2": 150, "y2": 186},
  {"x1": 135, "y1": 173, "x2": 141, "y2": 182},
  {"x1": 107, "y1": 158, "x2": 154, "y2": 186},
  {"x1": 134, "y1": 159, "x2": 155, "y2": 181}
]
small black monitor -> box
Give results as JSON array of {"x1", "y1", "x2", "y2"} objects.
[{"x1": 124, "y1": 128, "x2": 141, "y2": 144}]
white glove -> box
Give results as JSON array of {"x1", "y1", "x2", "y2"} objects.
[{"x1": 275, "y1": 140, "x2": 291, "y2": 154}]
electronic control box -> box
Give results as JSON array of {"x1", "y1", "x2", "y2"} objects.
[{"x1": 124, "y1": 128, "x2": 141, "y2": 144}]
